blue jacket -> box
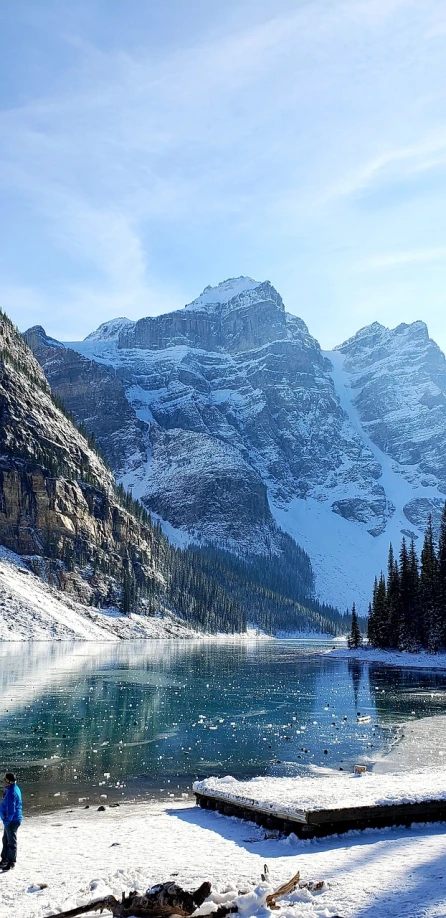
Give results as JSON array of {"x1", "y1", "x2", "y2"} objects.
[{"x1": 0, "y1": 783, "x2": 22, "y2": 826}]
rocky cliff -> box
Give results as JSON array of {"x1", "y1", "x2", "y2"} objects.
[
  {"x1": 24, "y1": 325, "x2": 147, "y2": 478},
  {"x1": 333, "y1": 319, "x2": 446, "y2": 546},
  {"x1": 1, "y1": 309, "x2": 162, "y2": 609},
  {"x1": 336, "y1": 320, "x2": 446, "y2": 492}
]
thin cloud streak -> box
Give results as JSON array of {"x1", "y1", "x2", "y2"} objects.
[
  {"x1": 0, "y1": 0, "x2": 446, "y2": 351},
  {"x1": 362, "y1": 248, "x2": 446, "y2": 270}
]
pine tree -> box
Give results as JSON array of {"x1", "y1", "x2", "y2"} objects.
[
  {"x1": 348, "y1": 602, "x2": 362, "y2": 649},
  {"x1": 407, "y1": 538, "x2": 420, "y2": 649},
  {"x1": 386, "y1": 543, "x2": 400, "y2": 649},
  {"x1": 121, "y1": 566, "x2": 132, "y2": 616},
  {"x1": 373, "y1": 573, "x2": 389, "y2": 647},
  {"x1": 438, "y1": 502, "x2": 446, "y2": 645},
  {"x1": 367, "y1": 579, "x2": 378, "y2": 646},
  {"x1": 420, "y1": 516, "x2": 440, "y2": 652},
  {"x1": 397, "y1": 538, "x2": 410, "y2": 649}
]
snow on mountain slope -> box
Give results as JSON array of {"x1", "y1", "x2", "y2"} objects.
[
  {"x1": 272, "y1": 345, "x2": 446, "y2": 611},
  {"x1": 61, "y1": 283, "x2": 387, "y2": 565},
  {"x1": 0, "y1": 550, "x2": 195, "y2": 641},
  {"x1": 336, "y1": 320, "x2": 446, "y2": 501},
  {"x1": 85, "y1": 317, "x2": 135, "y2": 340},
  {"x1": 27, "y1": 285, "x2": 446, "y2": 616},
  {"x1": 185, "y1": 276, "x2": 262, "y2": 310}
]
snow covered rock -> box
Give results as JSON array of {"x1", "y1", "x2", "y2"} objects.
[{"x1": 336, "y1": 321, "x2": 446, "y2": 490}]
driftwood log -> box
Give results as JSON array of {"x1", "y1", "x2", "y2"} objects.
[
  {"x1": 44, "y1": 871, "x2": 304, "y2": 918},
  {"x1": 44, "y1": 880, "x2": 235, "y2": 918},
  {"x1": 265, "y1": 870, "x2": 300, "y2": 909}
]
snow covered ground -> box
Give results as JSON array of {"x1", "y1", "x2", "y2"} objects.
[
  {"x1": 0, "y1": 551, "x2": 196, "y2": 641},
  {"x1": 330, "y1": 644, "x2": 446, "y2": 670},
  {"x1": 3, "y1": 782, "x2": 446, "y2": 917}
]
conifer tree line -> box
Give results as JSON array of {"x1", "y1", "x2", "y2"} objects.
[{"x1": 367, "y1": 505, "x2": 446, "y2": 652}]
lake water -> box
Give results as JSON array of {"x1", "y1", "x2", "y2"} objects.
[{"x1": 2, "y1": 640, "x2": 446, "y2": 813}]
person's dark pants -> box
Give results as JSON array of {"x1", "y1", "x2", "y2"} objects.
[{"x1": 1, "y1": 822, "x2": 20, "y2": 865}]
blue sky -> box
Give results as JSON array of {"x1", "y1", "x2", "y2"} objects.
[{"x1": 1, "y1": 0, "x2": 446, "y2": 351}]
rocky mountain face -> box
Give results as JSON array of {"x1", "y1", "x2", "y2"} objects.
[
  {"x1": 0, "y1": 309, "x2": 163, "y2": 610},
  {"x1": 24, "y1": 325, "x2": 147, "y2": 478},
  {"x1": 24, "y1": 278, "x2": 446, "y2": 612},
  {"x1": 335, "y1": 320, "x2": 446, "y2": 528},
  {"x1": 6, "y1": 307, "x2": 341, "y2": 636},
  {"x1": 26, "y1": 279, "x2": 385, "y2": 544}
]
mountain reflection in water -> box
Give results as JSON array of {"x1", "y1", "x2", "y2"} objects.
[{"x1": 1, "y1": 641, "x2": 446, "y2": 812}]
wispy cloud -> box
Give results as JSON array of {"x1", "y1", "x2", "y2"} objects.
[
  {"x1": 361, "y1": 247, "x2": 446, "y2": 270},
  {"x1": 1, "y1": 0, "x2": 446, "y2": 349},
  {"x1": 323, "y1": 138, "x2": 446, "y2": 204}
]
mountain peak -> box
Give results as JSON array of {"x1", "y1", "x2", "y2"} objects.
[
  {"x1": 84, "y1": 317, "x2": 134, "y2": 341},
  {"x1": 336, "y1": 319, "x2": 433, "y2": 355},
  {"x1": 335, "y1": 321, "x2": 386, "y2": 352},
  {"x1": 24, "y1": 325, "x2": 64, "y2": 350},
  {"x1": 185, "y1": 277, "x2": 263, "y2": 311}
]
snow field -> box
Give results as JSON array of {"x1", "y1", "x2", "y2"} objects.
[{"x1": 2, "y1": 798, "x2": 446, "y2": 918}]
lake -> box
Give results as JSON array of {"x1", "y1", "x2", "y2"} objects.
[{"x1": 2, "y1": 640, "x2": 446, "y2": 813}]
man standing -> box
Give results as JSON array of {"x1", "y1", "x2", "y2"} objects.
[{"x1": 0, "y1": 773, "x2": 22, "y2": 872}]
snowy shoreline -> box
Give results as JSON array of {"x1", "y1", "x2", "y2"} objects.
[
  {"x1": 4, "y1": 715, "x2": 446, "y2": 916},
  {"x1": 5, "y1": 768, "x2": 446, "y2": 918},
  {"x1": 0, "y1": 553, "x2": 276, "y2": 642},
  {"x1": 0, "y1": 551, "x2": 338, "y2": 642},
  {"x1": 328, "y1": 644, "x2": 446, "y2": 670}
]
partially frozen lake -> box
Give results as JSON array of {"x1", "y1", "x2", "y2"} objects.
[{"x1": 2, "y1": 639, "x2": 446, "y2": 812}]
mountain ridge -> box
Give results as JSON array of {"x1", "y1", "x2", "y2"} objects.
[
  {"x1": 24, "y1": 278, "x2": 446, "y2": 612},
  {"x1": 5, "y1": 307, "x2": 341, "y2": 637}
]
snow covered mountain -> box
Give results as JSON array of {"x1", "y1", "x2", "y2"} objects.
[
  {"x1": 25, "y1": 279, "x2": 446, "y2": 612},
  {"x1": 6, "y1": 306, "x2": 344, "y2": 637}
]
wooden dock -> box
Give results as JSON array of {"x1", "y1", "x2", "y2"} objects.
[{"x1": 194, "y1": 777, "x2": 446, "y2": 839}]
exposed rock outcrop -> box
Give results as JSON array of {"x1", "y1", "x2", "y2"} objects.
[
  {"x1": 1, "y1": 311, "x2": 160, "y2": 608},
  {"x1": 24, "y1": 325, "x2": 147, "y2": 478},
  {"x1": 336, "y1": 320, "x2": 446, "y2": 491}
]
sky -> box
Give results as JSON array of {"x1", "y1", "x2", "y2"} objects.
[{"x1": 1, "y1": 0, "x2": 446, "y2": 351}]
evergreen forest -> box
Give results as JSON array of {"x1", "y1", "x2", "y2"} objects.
[{"x1": 367, "y1": 505, "x2": 446, "y2": 652}]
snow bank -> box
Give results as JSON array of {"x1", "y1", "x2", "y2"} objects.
[
  {"x1": 329, "y1": 645, "x2": 446, "y2": 670},
  {"x1": 0, "y1": 555, "x2": 196, "y2": 641}
]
